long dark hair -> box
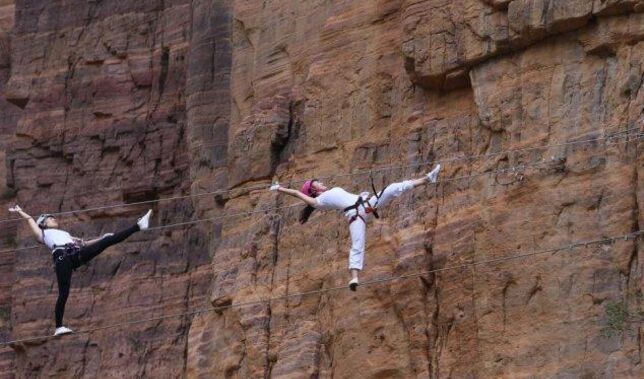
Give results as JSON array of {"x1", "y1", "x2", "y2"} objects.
[
  {"x1": 299, "y1": 205, "x2": 316, "y2": 224},
  {"x1": 299, "y1": 179, "x2": 319, "y2": 224}
]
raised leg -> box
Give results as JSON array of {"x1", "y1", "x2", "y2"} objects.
[
  {"x1": 370, "y1": 164, "x2": 441, "y2": 210},
  {"x1": 79, "y1": 224, "x2": 139, "y2": 264},
  {"x1": 369, "y1": 180, "x2": 415, "y2": 209}
]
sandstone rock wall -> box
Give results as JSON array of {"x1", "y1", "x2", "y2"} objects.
[
  {"x1": 2, "y1": 0, "x2": 229, "y2": 377},
  {"x1": 402, "y1": 0, "x2": 643, "y2": 90},
  {"x1": 188, "y1": 0, "x2": 642, "y2": 378},
  {"x1": 0, "y1": 0, "x2": 17, "y2": 377},
  {"x1": 0, "y1": 0, "x2": 641, "y2": 378}
]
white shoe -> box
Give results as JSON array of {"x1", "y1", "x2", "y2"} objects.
[
  {"x1": 137, "y1": 209, "x2": 153, "y2": 230},
  {"x1": 54, "y1": 326, "x2": 73, "y2": 336},
  {"x1": 349, "y1": 278, "x2": 359, "y2": 291},
  {"x1": 427, "y1": 164, "x2": 441, "y2": 183}
]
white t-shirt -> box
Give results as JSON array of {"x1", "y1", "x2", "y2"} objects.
[
  {"x1": 42, "y1": 229, "x2": 75, "y2": 251},
  {"x1": 314, "y1": 187, "x2": 361, "y2": 211}
]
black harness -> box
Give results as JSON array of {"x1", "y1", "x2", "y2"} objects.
[
  {"x1": 343, "y1": 177, "x2": 388, "y2": 224},
  {"x1": 52, "y1": 243, "x2": 81, "y2": 260}
]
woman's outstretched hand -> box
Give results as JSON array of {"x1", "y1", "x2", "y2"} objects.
[
  {"x1": 9, "y1": 206, "x2": 43, "y2": 241},
  {"x1": 270, "y1": 182, "x2": 281, "y2": 191},
  {"x1": 8, "y1": 205, "x2": 30, "y2": 219}
]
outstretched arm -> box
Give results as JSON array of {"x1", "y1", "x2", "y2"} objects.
[
  {"x1": 8, "y1": 205, "x2": 43, "y2": 243},
  {"x1": 270, "y1": 183, "x2": 318, "y2": 207}
]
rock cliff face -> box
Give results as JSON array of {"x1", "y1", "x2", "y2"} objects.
[
  {"x1": 1, "y1": 0, "x2": 226, "y2": 377},
  {"x1": 0, "y1": 0, "x2": 18, "y2": 377},
  {"x1": 0, "y1": 0, "x2": 642, "y2": 378}
]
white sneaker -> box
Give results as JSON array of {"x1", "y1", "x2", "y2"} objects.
[
  {"x1": 54, "y1": 326, "x2": 73, "y2": 336},
  {"x1": 349, "y1": 277, "x2": 359, "y2": 291},
  {"x1": 427, "y1": 164, "x2": 441, "y2": 183},
  {"x1": 137, "y1": 209, "x2": 153, "y2": 230}
]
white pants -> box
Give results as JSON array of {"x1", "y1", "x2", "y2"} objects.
[{"x1": 347, "y1": 180, "x2": 414, "y2": 270}]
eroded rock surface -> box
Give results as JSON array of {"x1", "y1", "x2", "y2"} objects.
[
  {"x1": 0, "y1": 0, "x2": 17, "y2": 377},
  {"x1": 1, "y1": 1, "x2": 227, "y2": 377},
  {"x1": 190, "y1": 1, "x2": 642, "y2": 378},
  {"x1": 402, "y1": 0, "x2": 643, "y2": 90},
  {"x1": 0, "y1": 0, "x2": 642, "y2": 378}
]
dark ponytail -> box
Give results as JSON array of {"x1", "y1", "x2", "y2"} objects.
[
  {"x1": 298, "y1": 178, "x2": 320, "y2": 224},
  {"x1": 299, "y1": 205, "x2": 316, "y2": 224}
]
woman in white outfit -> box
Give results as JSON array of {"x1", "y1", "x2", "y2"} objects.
[{"x1": 270, "y1": 164, "x2": 441, "y2": 290}]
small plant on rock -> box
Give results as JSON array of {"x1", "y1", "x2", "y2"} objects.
[
  {"x1": 0, "y1": 188, "x2": 15, "y2": 200},
  {"x1": 601, "y1": 292, "x2": 644, "y2": 337},
  {"x1": 0, "y1": 307, "x2": 10, "y2": 323}
]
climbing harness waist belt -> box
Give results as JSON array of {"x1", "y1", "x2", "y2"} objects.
[
  {"x1": 52, "y1": 243, "x2": 81, "y2": 262},
  {"x1": 344, "y1": 196, "x2": 378, "y2": 224},
  {"x1": 343, "y1": 177, "x2": 389, "y2": 225}
]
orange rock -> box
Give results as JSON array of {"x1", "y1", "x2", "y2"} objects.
[{"x1": 0, "y1": 0, "x2": 642, "y2": 378}]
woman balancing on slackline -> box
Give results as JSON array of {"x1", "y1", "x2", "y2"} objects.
[
  {"x1": 8, "y1": 206, "x2": 153, "y2": 336},
  {"x1": 270, "y1": 164, "x2": 441, "y2": 291}
]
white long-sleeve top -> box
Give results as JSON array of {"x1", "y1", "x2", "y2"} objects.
[
  {"x1": 314, "y1": 187, "x2": 362, "y2": 211},
  {"x1": 42, "y1": 229, "x2": 75, "y2": 251}
]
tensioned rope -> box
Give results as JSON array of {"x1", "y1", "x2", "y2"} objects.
[
  {"x1": 0, "y1": 201, "x2": 304, "y2": 254},
  {"x1": 8, "y1": 183, "x2": 632, "y2": 339},
  {"x1": 1, "y1": 132, "x2": 640, "y2": 255},
  {"x1": 1, "y1": 231, "x2": 640, "y2": 346},
  {"x1": 0, "y1": 127, "x2": 639, "y2": 225},
  {"x1": 34, "y1": 126, "x2": 642, "y2": 181},
  {"x1": 0, "y1": 132, "x2": 641, "y2": 255}
]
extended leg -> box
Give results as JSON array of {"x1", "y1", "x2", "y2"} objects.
[
  {"x1": 55, "y1": 261, "x2": 73, "y2": 328},
  {"x1": 370, "y1": 180, "x2": 415, "y2": 209},
  {"x1": 348, "y1": 218, "x2": 366, "y2": 270},
  {"x1": 370, "y1": 164, "x2": 441, "y2": 209},
  {"x1": 79, "y1": 224, "x2": 139, "y2": 264},
  {"x1": 348, "y1": 218, "x2": 366, "y2": 290}
]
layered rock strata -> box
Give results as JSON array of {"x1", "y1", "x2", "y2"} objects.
[
  {"x1": 0, "y1": 0, "x2": 641, "y2": 378},
  {"x1": 2, "y1": 0, "x2": 228, "y2": 377},
  {"x1": 188, "y1": 1, "x2": 643, "y2": 378},
  {"x1": 0, "y1": 0, "x2": 18, "y2": 377}
]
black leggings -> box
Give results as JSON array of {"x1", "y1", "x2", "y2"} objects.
[{"x1": 54, "y1": 224, "x2": 139, "y2": 327}]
